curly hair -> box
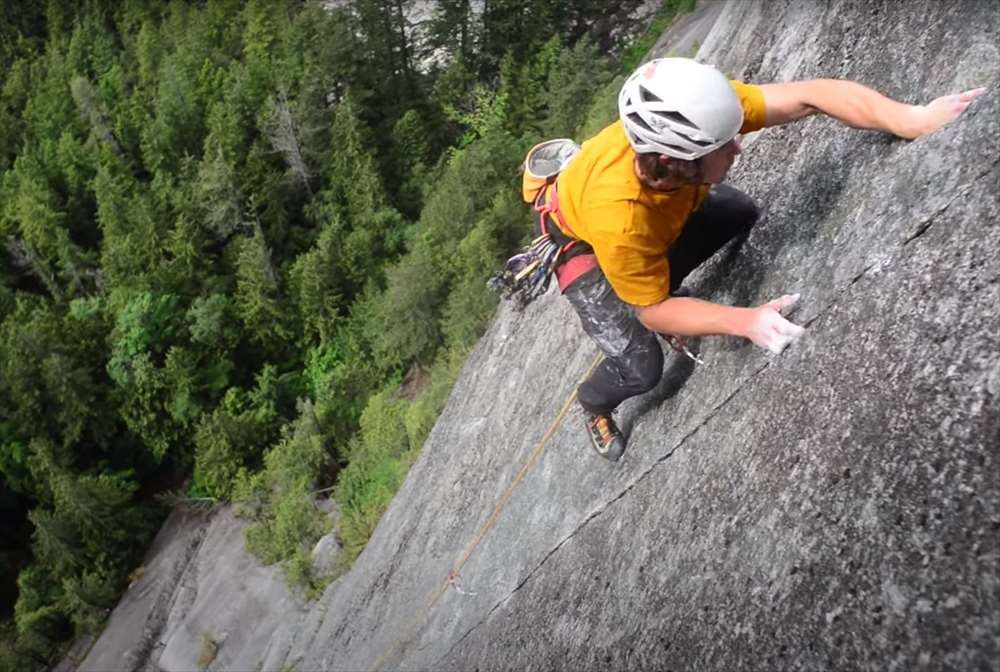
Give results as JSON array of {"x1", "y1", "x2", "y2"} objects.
[{"x1": 636, "y1": 152, "x2": 703, "y2": 187}]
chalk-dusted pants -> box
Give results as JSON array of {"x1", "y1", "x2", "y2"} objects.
[{"x1": 565, "y1": 184, "x2": 758, "y2": 415}]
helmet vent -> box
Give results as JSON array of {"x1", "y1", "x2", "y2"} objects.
[
  {"x1": 638, "y1": 86, "x2": 663, "y2": 103},
  {"x1": 653, "y1": 110, "x2": 699, "y2": 131},
  {"x1": 626, "y1": 112, "x2": 655, "y2": 135},
  {"x1": 676, "y1": 132, "x2": 714, "y2": 148}
]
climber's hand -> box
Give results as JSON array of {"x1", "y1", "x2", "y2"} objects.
[
  {"x1": 744, "y1": 293, "x2": 805, "y2": 354},
  {"x1": 909, "y1": 87, "x2": 986, "y2": 138}
]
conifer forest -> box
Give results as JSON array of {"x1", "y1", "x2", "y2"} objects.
[{"x1": 0, "y1": 0, "x2": 693, "y2": 665}]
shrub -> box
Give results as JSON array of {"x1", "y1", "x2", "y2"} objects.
[
  {"x1": 334, "y1": 391, "x2": 410, "y2": 563},
  {"x1": 235, "y1": 399, "x2": 332, "y2": 592}
]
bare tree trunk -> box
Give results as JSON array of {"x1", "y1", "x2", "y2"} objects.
[
  {"x1": 70, "y1": 76, "x2": 124, "y2": 156},
  {"x1": 5, "y1": 236, "x2": 63, "y2": 301},
  {"x1": 266, "y1": 90, "x2": 314, "y2": 195}
]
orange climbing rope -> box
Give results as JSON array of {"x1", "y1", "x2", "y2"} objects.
[{"x1": 371, "y1": 352, "x2": 604, "y2": 671}]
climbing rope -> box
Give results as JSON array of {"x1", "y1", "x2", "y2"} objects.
[{"x1": 371, "y1": 352, "x2": 604, "y2": 671}]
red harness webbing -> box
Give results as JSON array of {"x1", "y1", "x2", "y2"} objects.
[{"x1": 534, "y1": 182, "x2": 598, "y2": 292}]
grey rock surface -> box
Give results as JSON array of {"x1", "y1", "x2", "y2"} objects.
[
  {"x1": 77, "y1": 509, "x2": 209, "y2": 672},
  {"x1": 650, "y1": 0, "x2": 724, "y2": 59},
  {"x1": 281, "y1": 1, "x2": 999, "y2": 671},
  {"x1": 312, "y1": 533, "x2": 343, "y2": 578},
  {"x1": 75, "y1": 506, "x2": 315, "y2": 672},
  {"x1": 155, "y1": 508, "x2": 311, "y2": 672}
]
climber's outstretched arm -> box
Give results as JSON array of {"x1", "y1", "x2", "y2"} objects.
[
  {"x1": 759, "y1": 79, "x2": 985, "y2": 139},
  {"x1": 634, "y1": 294, "x2": 804, "y2": 355}
]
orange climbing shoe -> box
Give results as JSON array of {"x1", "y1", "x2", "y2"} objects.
[{"x1": 585, "y1": 412, "x2": 626, "y2": 462}]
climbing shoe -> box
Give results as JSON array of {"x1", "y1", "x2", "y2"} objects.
[{"x1": 585, "y1": 412, "x2": 626, "y2": 462}]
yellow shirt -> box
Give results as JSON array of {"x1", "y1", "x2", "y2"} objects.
[{"x1": 555, "y1": 81, "x2": 768, "y2": 306}]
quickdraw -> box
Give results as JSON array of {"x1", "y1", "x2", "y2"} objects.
[
  {"x1": 447, "y1": 570, "x2": 477, "y2": 597},
  {"x1": 662, "y1": 334, "x2": 706, "y2": 366},
  {"x1": 488, "y1": 182, "x2": 582, "y2": 308}
]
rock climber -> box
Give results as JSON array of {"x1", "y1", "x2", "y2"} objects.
[{"x1": 545, "y1": 57, "x2": 983, "y2": 461}]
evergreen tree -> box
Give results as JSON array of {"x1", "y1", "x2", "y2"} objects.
[
  {"x1": 234, "y1": 222, "x2": 292, "y2": 351},
  {"x1": 290, "y1": 222, "x2": 346, "y2": 346},
  {"x1": 427, "y1": 0, "x2": 476, "y2": 64},
  {"x1": 0, "y1": 0, "x2": 632, "y2": 658}
]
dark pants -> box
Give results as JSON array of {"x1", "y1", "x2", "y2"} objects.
[{"x1": 565, "y1": 184, "x2": 758, "y2": 415}]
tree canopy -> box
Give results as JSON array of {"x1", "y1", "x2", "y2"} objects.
[{"x1": 0, "y1": 0, "x2": 692, "y2": 666}]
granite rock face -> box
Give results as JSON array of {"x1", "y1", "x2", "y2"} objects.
[
  {"x1": 282, "y1": 1, "x2": 999, "y2": 670},
  {"x1": 71, "y1": 1, "x2": 1000, "y2": 671},
  {"x1": 75, "y1": 507, "x2": 320, "y2": 672}
]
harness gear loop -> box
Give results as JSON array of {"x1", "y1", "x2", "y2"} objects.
[{"x1": 488, "y1": 180, "x2": 597, "y2": 306}]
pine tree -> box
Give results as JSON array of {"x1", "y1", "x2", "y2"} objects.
[
  {"x1": 327, "y1": 94, "x2": 388, "y2": 222},
  {"x1": 195, "y1": 141, "x2": 247, "y2": 245},
  {"x1": 234, "y1": 222, "x2": 291, "y2": 350},
  {"x1": 427, "y1": 0, "x2": 476, "y2": 64},
  {"x1": 290, "y1": 222, "x2": 346, "y2": 346}
]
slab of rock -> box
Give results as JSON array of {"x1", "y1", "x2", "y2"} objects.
[
  {"x1": 275, "y1": 1, "x2": 999, "y2": 670},
  {"x1": 154, "y1": 508, "x2": 311, "y2": 672},
  {"x1": 74, "y1": 506, "x2": 316, "y2": 672},
  {"x1": 77, "y1": 508, "x2": 209, "y2": 672}
]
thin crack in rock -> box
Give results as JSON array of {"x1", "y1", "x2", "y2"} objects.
[
  {"x1": 432, "y1": 156, "x2": 1000, "y2": 670},
  {"x1": 433, "y1": 359, "x2": 775, "y2": 665},
  {"x1": 901, "y1": 157, "x2": 999, "y2": 248}
]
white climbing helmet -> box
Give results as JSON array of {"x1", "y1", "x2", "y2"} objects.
[{"x1": 618, "y1": 57, "x2": 743, "y2": 160}]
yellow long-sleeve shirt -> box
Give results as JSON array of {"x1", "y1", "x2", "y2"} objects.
[{"x1": 555, "y1": 81, "x2": 768, "y2": 305}]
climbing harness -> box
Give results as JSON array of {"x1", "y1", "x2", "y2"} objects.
[
  {"x1": 489, "y1": 138, "x2": 597, "y2": 307},
  {"x1": 490, "y1": 138, "x2": 706, "y2": 366}
]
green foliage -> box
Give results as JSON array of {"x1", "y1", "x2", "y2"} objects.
[
  {"x1": 0, "y1": 0, "x2": 633, "y2": 654},
  {"x1": 326, "y1": 95, "x2": 388, "y2": 222},
  {"x1": 542, "y1": 37, "x2": 616, "y2": 138},
  {"x1": 192, "y1": 367, "x2": 282, "y2": 499},
  {"x1": 234, "y1": 399, "x2": 331, "y2": 592},
  {"x1": 194, "y1": 142, "x2": 245, "y2": 243},
  {"x1": 621, "y1": 0, "x2": 698, "y2": 71},
  {"x1": 12, "y1": 462, "x2": 150, "y2": 660},
  {"x1": 390, "y1": 109, "x2": 432, "y2": 218},
  {"x1": 576, "y1": 75, "x2": 627, "y2": 141},
  {"x1": 234, "y1": 225, "x2": 292, "y2": 350},
  {"x1": 440, "y1": 194, "x2": 522, "y2": 350},
  {"x1": 186, "y1": 294, "x2": 239, "y2": 354},
  {"x1": 107, "y1": 292, "x2": 180, "y2": 386},
  {"x1": 402, "y1": 350, "x2": 467, "y2": 456},
  {"x1": 450, "y1": 84, "x2": 510, "y2": 148},
  {"x1": 334, "y1": 391, "x2": 412, "y2": 563},
  {"x1": 13, "y1": 564, "x2": 68, "y2": 660},
  {"x1": 0, "y1": 298, "x2": 111, "y2": 457},
  {"x1": 0, "y1": 619, "x2": 35, "y2": 672},
  {"x1": 290, "y1": 223, "x2": 345, "y2": 346},
  {"x1": 106, "y1": 291, "x2": 188, "y2": 460},
  {"x1": 60, "y1": 564, "x2": 120, "y2": 633}
]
